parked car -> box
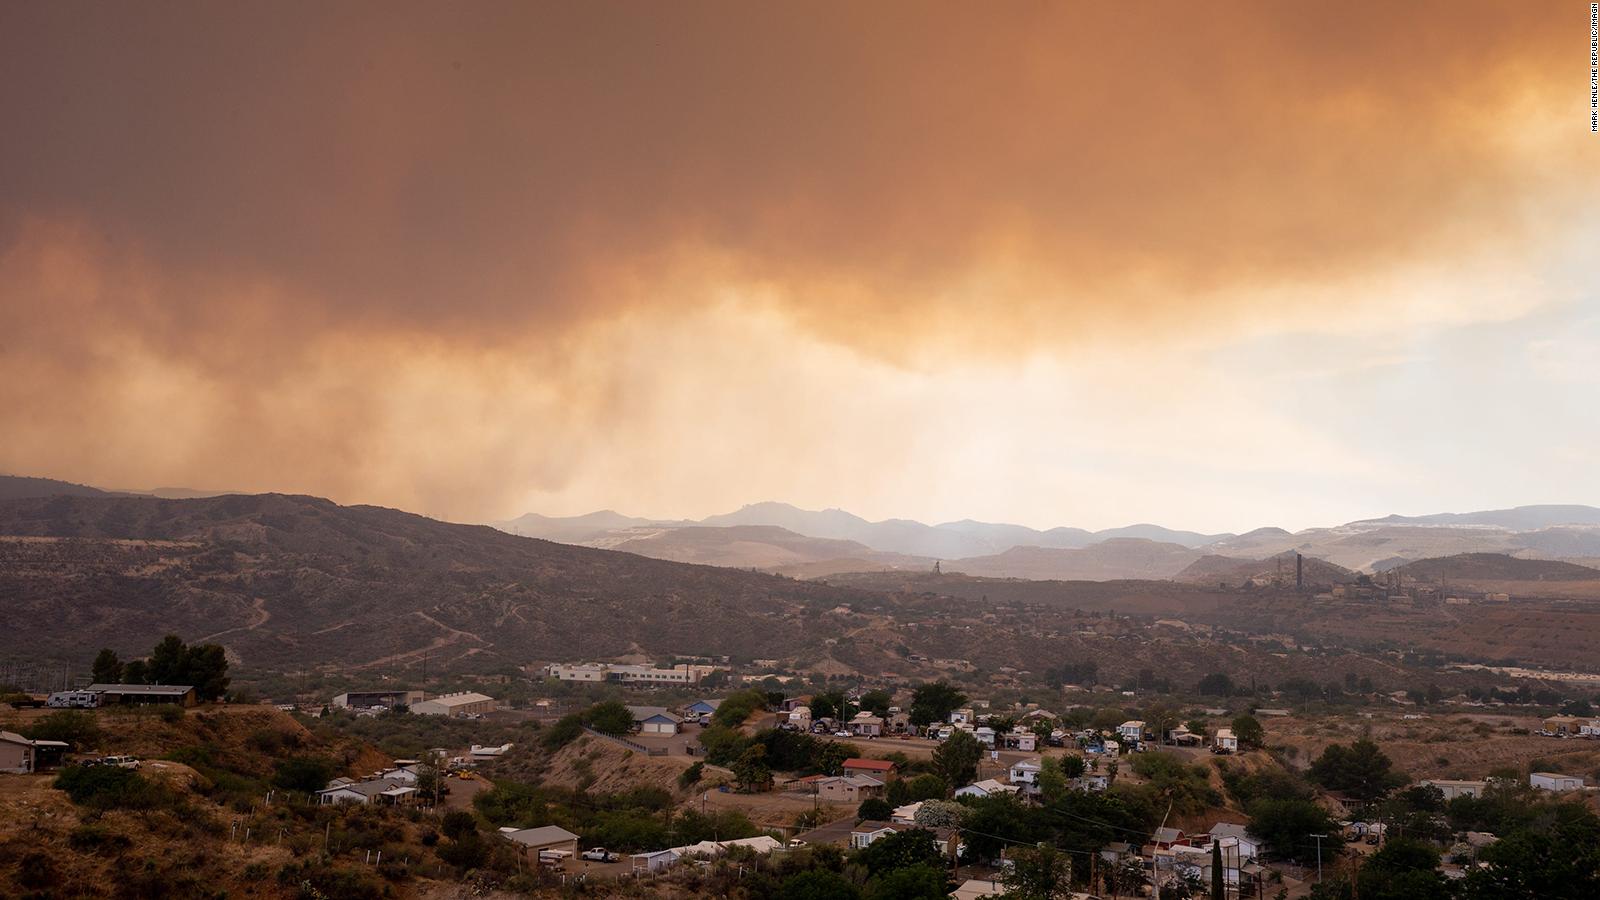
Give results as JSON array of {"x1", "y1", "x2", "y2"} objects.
[
  {"x1": 92, "y1": 755, "x2": 140, "y2": 768},
  {"x1": 580, "y1": 848, "x2": 620, "y2": 862}
]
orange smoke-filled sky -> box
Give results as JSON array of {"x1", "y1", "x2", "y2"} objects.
[{"x1": 2, "y1": 1, "x2": 1598, "y2": 531}]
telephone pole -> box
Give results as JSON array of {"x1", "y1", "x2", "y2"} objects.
[{"x1": 1310, "y1": 833, "x2": 1326, "y2": 882}]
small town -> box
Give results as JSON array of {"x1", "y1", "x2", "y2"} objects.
[{"x1": 6, "y1": 634, "x2": 1600, "y2": 900}]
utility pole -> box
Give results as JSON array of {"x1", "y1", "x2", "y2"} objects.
[{"x1": 1310, "y1": 833, "x2": 1326, "y2": 882}]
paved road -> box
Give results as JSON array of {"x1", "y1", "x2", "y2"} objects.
[{"x1": 792, "y1": 814, "x2": 859, "y2": 848}]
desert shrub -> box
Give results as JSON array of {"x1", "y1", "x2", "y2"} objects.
[
  {"x1": 54, "y1": 765, "x2": 172, "y2": 810},
  {"x1": 679, "y1": 761, "x2": 705, "y2": 788},
  {"x1": 440, "y1": 810, "x2": 478, "y2": 840},
  {"x1": 541, "y1": 713, "x2": 585, "y2": 751},
  {"x1": 711, "y1": 689, "x2": 769, "y2": 728},
  {"x1": 248, "y1": 728, "x2": 287, "y2": 754},
  {"x1": 435, "y1": 833, "x2": 489, "y2": 869},
  {"x1": 68, "y1": 822, "x2": 133, "y2": 852},
  {"x1": 272, "y1": 756, "x2": 338, "y2": 793},
  {"x1": 23, "y1": 710, "x2": 103, "y2": 748}
]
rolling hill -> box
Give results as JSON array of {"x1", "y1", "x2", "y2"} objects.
[
  {"x1": 1391, "y1": 553, "x2": 1600, "y2": 583},
  {"x1": 0, "y1": 490, "x2": 888, "y2": 671},
  {"x1": 946, "y1": 538, "x2": 1203, "y2": 581},
  {"x1": 1176, "y1": 551, "x2": 1357, "y2": 586}
]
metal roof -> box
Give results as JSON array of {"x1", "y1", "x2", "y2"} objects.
[{"x1": 86, "y1": 683, "x2": 195, "y2": 695}]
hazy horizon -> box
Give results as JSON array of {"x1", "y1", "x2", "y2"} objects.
[{"x1": 4, "y1": 2, "x2": 1598, "y2": 534}]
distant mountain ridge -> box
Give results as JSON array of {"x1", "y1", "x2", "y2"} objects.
[
  {"x1": 10, "y1": 477, "x2": 1600, "y2": 583},
  {"x1": 500, "y1": 500, "x2": 1234, "y2": 559}
]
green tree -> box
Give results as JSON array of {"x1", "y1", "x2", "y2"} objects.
[
  {"x1": 1002, "y1": 844, "x2": 1074, "y2": 899},
  {"x1": 732, "y1": 743, "x2": 773, "y2": 793},
  {"x1": 1307, "y1": 738, "x2": 1406, "y2": 802},
  {"x1": 148, "y1": 635, "x2": 188, "y2": 685},
  {"x1": 1248, "y1": 799, "x2": 1343, "y2": 865},
  {"x1": 859, "y1": 797, "x2": 894, "y2": 822},
  {"x1": 814, "y1": 740, "x2": 852, "y2": 776},
  {"x1": 712, "y1": 689, "x2": 770, "y2": 728},
  {"x1": 859, "y1": 690, "x2": 893, "y2": 717},
  {"x1": 1038, "y1": 756, "x2": 1069, "y2": 802},
  {"x1": 541, "y1": 713, "x2": 585, "y2": 750},
  {"x1": 912, "y1": 800, "x2": 967, "y2": 829},
  {"x1": 910, "y1": 681, "x2": 967, "y2": 727},
  {"x1": 184, "y1": 643, "x2": 230, "y2": 701},
  {"x1": 1354, "y1": 837, "x2": 1449, "y2": 900},
  {"x1": 810, "y1": 690, "x2": 846, "y2": 722},
  {"x1": 1231, "y1": 715, "x2": 1264, "y2": 750},
  {"x1": 121, "y1": 659, "x2": 149, "y2": 684},
  {"x1": 1197, "y1": 673, "x2": 1234, "y2": 697},
  {"x1": 1211, "y1": 841, "x2": 1224, "y2": 900},
  {"x1": 1060, "y1": 755, "x2": 1086, "y2": 779},
  {"x1": 865, "y1": 864, "x2": 947, "y2": 900},
  {"x1": 782, "y1": 869, "x2": 862, "y2": 900},
  {"x1": 585, "y1": 700, "x2": 635, "y2": 735},
  {"x1": 1461, "y1": 801, "x2": 1600, "y2": 899},
  {"x1": 856, "y1": 827, "x2": 944, "y2": 876},
  {"x1": 90, "y1": 649, "x2": 123, "y2": 684},
  {"x1": 932, "y1": 730, "x2": 981, "y2": 787}
]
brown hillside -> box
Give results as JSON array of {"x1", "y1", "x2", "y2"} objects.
[{"x1": 0, "y1": 493, "x2": 889, "y2": 671}]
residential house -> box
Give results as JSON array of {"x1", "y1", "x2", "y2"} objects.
[
  {"x1": 1213, "y1": 727, "x2": 1238, "y2": 753},
  {"x1": 1008, "y1": 758, "x2": 1043, "y2": 787},
  {"x1": 849, "y1": 712, "x2": 885, "y2": 736},
  {"x1": 1, "y1": 731, "x2": 37, "y2": 774},
  {"x1": 1168, "y1": 725, "x2": 1202, "y2": 746},
  {"x1": 1117, "y1": 721, "x2": 1146, "y2": 745},
  {"x1": 850, "y1": 821, "x2": 963, "y2": 857},
  {"x1": 788, "y1": 706, "x2": 813, "y2": 730},
  {"x1": 317, "y1": 778, "x2": 417, "y2": 806},
  {"x1": 816, "y1": 774, "x2": 885, "y2": 803},
  {"x1": 1004, "y1": 729, "x2": 1037, "y2": 752},
  {"x1": 500, "y1": 825, "x2": 581, "y2": 860},
  {"x1": 1073, "y1": 772, "x2": 1110, "y2": 792},
  {"x1": 411, "y1": 691, "x2": 496, "y2": 718},
  {"x1": 85, "y1": 683, "x2": 197, "y2": 707},
  {"x1": 890, "y1": 801, "x2": 923, "y2": 825},
  {"x1": 1149, "y1": 826, "x2": 1186, "y2": 850},
  {"x1": 628, "y1": 706, "x2": 684, "y2": 735},
  {"x1": 1162, "y1": 842, "x2": 1240, "y2": 888},
  {"x1": 1098, "y1": 841, "x2": 1135, "y2": 866},
  {"x1": 955, "y1": 779, "x2": 1020, "y2": 799},
  {"x1": 842, "y1": 758, "x2": 897, "y2": 780},
  {"x1": 631, "y1": 849, "x2": 679, "y2": 873},
  {"x1": 974, "y1": 726, "x2": 997, "y2": 747},
  {"x1": 949, "y1": 707, "x2": 974, "y2": 725},
  {"x1": 885, "y1": 709, "x2": 912, "y2": 733},
  {"x1": 1530, "y1": 772, "x2": 1585, "y2": 792},
  {"x1": 1542, "y1": 715, "x2": 1585, "y2": 735},
  {"x1": 684, "y1": 699, "x2": 722, "y2": 717},
  {"x1": 470, "y1": 743, "x2": 514, "y2": 758},
  {"x1": 377, "y1": 761, "x2": 426, "y2": 785},
  {"x1": 1421, "y1": 779, "x2": 1489, "y2": 800},
  {"x1": 1207, "y1": 823, "x2": 1261, "y2": 860}
]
